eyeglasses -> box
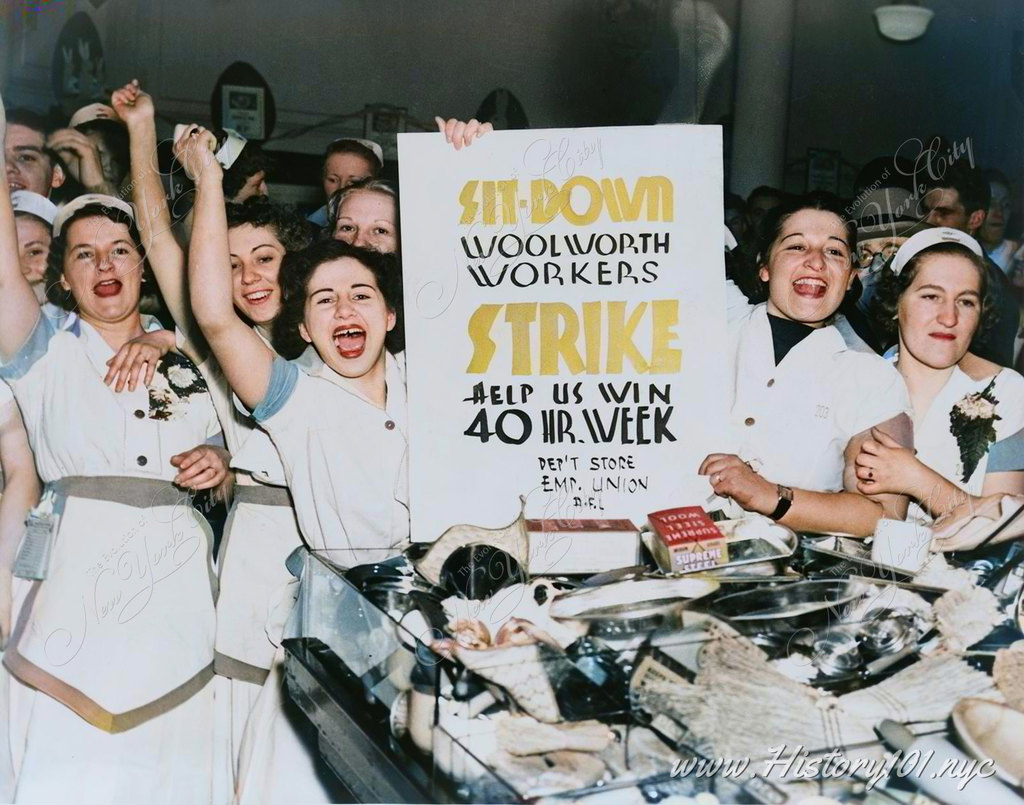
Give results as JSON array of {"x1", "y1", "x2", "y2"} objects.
[{"x1": 856, "y1": 243, "x2": 900, "y2": 269}]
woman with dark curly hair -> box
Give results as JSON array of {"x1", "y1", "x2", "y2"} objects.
[
  {"x1": 702, "y1": 194, "x2": 913, "y2": 536},
  {"x1": 111, "y1": 80, "x2": 321, "y2": 799},
  {"x1": 855, "y1": 228, "x2": 1024, "y2": 521},
  {"x1": 186, "y1": 124, "x2": 404, "y2": 802}
]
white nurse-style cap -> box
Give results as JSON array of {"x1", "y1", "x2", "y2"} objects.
[
  {"x1": 329, "y1": 137, "x2": 384, "y2": 169},
  {"x1": 52, "y1": 194, "x2": 137, "y2": 238},
  {"x1": 11, "y1": 190, "x2": 59, "y2": 227},
  {"x1": 890, "y1": 227, "x2": 983, "y2": 276},
  {"x1": 69, "y1": 102, "x2": 122, "y2": 129}
]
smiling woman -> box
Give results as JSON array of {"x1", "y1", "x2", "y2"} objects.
[
  {"x1": 702, "y1": 195, "x2": 914, "y2": 537},
  {"x1": 859, "y1": 228, "x2": 1024, "y2": 520},
  {"x1": 0, "y1": 96, "x2": 229, "y2": 802}
]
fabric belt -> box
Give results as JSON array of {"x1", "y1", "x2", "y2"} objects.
[
  {"x1": 234, "y1": 483, "x2": 293, "y2": 508},
  {"x1": 49, "y1": 475, "x2": 194, "y2": 508}
]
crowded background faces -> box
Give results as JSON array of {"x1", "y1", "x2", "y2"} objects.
[{"x1": 0, "y1": 2, "x2": 1022, "y2": 804}]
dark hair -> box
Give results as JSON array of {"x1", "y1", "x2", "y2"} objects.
[
  {"x1": 76, "y1": 120, "x2": 130, "y2": 188},
  {"x1": 853, "y1": 155, "x2": 917, "y2": 196},
  {"x1": 44, "y1": 204, "x2": 146, "y2": 311},
  {"x1": 870, "y1": 242, "x2": 994, "y2": 344},
  {"x1": 724, "y1": 192, "x2": 746, "y2": 214},
  {"x1": 755, "y1": 192, "x2": 858, "y2": 268},
  {"x1": 322, "y1": 139, "x2": 382, "y2": 174},
  {"x1": 222, "y1": 143, "x2": 271, "y2": 200},
  {"x1": 926, "y1": 162, "x2": 990, "y2": 217},
  {"x1": 6, "y1": 108, "x2": 59, "y2": 168},
  {"x1": 753, "y1": 193, "x2": 859, "y2": 318},
  {"x1": 272, "y1": 240, "x2": 403, "y2": 359},
  {"x1": 225, "y1": 196, "x2": 314, "y2": 253},
  {"x1": 7, "y1": 108, "x2": 52, "y2": 138},
  {"x1": 982, "y1": 168, "x2": 1010, "y2": 190},
  {"x1": 325, "y1": 178, "x2": 399, "y2": 241},
  {"x1": 748, "y1": 185, "x2": 785, "y2": 205}
]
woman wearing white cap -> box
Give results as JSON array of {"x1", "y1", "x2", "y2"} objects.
[
  {"x1": 0, "y1": 98, "x2": 230, "y2": 803},
  {"x1": 701, "y1": 195, "x2": 913, "y2": 536},
  {"x1": 855, "y1": 227, "x2": 1024, "y2": 521}
]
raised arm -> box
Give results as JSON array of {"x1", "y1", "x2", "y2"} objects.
[
  {"x1": 183, "y1": 126, "x2": 273, "y2": 409},
  {"x1": 111, "y1": 81, "x2": 205, "y2": 355},
  {"x1": 0, "y1": 98, "x2": 45, "y2": 359}
]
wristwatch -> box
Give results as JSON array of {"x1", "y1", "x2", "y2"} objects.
[{"x1": 769, "y1": 484, "x2": 793, "y2": 521}]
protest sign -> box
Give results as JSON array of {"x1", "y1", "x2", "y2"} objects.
[{"x1": 399, "y1": 125, "x2": 730, "y2": 542}]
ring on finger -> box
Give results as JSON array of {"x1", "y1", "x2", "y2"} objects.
[{"x1": 867, "y1": 469, "x2": 874, "y2": 480}]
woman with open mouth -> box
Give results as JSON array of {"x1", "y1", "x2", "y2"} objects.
[
  {"x1": 700, "y1": 195, "x2": 914, "y2": 536},
  {"x1": 109, "y1": 80, "x2": 329, "y2": 802},
  {"x1": 853, "y1": 228, "x2": 1024, "y2": 522},
  {"x1": 0, "y1": 98, "x2": 230, "y2": 803},
  {"x1": 187, "y1": 126, "x2": 405, "y2": 802}
]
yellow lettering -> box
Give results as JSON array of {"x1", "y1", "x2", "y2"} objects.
[
  {"x1": 649, "y1": 299, "x2": 682, "y2": 373},
  {"x1": 582, "y1": 301, "x2": 602, "y2": 374},
  {"x1": 466, "y1": 304, "x2": 502, "y2": 372},
  {"x1": 530, "y1": 179, "x2": 562, "y2": 224},
  {"x1": 539, "y1": 303, "x2": 584, "y2": 375},
  {"x1": 612, "y1": 176, "x2": 674, "y2": 222},
  {"x1": 459, "y1": 181, "x2": 479, "y2": 225},
  {"x1": 561, "y1": 176, "x2": 602, "y2": 226},
  {"x1": 606, "y1": 301, "x2": 649, "y2": 373},
  {"x1": 466, "y1": 300, "x2": 681, "y2": 374},
  {"x1": 505, "y1": 303, "x2": 538, "y2": 375}
]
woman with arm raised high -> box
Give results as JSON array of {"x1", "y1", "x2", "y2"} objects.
[{"x1": 0, "y1": 95, "x2": 228, "y2": 803}]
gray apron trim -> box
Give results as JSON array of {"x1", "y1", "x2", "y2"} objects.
[
  {"x1": 4, "y1": 583, "x2": 214, "y2": 734},
  {"x1": 233, "y1": 484, "x2": 293, "y2": 508},
  {"x1": 214, "y1": 651, "x2": 270, "y2": 686},
  {"x1": 47, "y1": 476, "x2": 218, "y2": 595},
  {"x1": 50, "y1": 475, "x2": 196, "y2": 509}
]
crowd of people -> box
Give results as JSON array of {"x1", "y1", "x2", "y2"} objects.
[{"x1": 0, "y1": 76, "x2": 1022, "y2": 803}]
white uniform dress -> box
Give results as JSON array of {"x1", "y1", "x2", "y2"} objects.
[
  {"x1": 905, "y1": 365, "x2": 1024, "y2": 521},
  {"x1": 251, "y1": 350, "x2": 410, "y2": 565},
  {"x1": 726, "y1": 286, "x2": 911, "y2": 494},
  {"x1": 174, "y1": 329, "x2": 316, "y2": 803},
  {"x1": 232, "y1": 350, "x2": 409, "y2": 805},
  {"x1": 0, "y1": 312, "x2": 221, "y2": 804}
]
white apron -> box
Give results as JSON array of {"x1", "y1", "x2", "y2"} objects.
[{"x1": 4, "y1": 477, "x2": 216, "y2": 731}]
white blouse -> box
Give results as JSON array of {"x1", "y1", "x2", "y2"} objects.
[
  {"x1": 252, "y1": 351, "x2": 409, "y2": 566},
  {"x1": 908, "y1": 365, "x2": 1024, "y2": 520},
  {"x1": 1, "y1": 314, "x2": 221, "y2": 483},
  {"x1": 727, "y1": 299, "x2": 911, "y2": 493}
]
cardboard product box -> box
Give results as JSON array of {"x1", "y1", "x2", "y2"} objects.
[
  {"x1": 647, "y1": 506, "x2": 728, "y2": 573},
  {"x1": 525, "y1": 518, "x2": 639, "y2": 575}
]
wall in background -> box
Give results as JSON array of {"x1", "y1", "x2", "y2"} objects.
[
  {"x1": 2, "y1": 0, "x2": 1021, "y2": 199},
  {"x1": 786, "y1": 0, "x2": 1023, "y2": 192}
]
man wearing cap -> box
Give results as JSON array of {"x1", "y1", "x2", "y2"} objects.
[
  {"x1": 922, "y1": 162, "x2": 1020, "y2": 367},
  {"x1": 3, "y1": 109, "x2": 65, "y2": 198},
  {"x1": 852, "y1": 184, "x2": 932, "y2": 347}
]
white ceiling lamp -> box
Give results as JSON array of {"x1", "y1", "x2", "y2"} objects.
[{"x1": 874, "y1": 3, "x2": 934, "y2": 42}]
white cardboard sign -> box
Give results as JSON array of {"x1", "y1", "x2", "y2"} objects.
[{"x1": 399, "y1": 125, "x2": 730, "y2": 541}]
